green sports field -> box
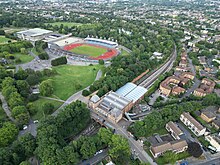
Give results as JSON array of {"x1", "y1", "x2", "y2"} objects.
[{"x1": 70, "y1": 45, "x2": 107, "y2": 57}]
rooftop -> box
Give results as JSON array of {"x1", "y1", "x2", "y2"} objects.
[
  {"x1": 17, "y1": 28, "x2": 53, "y2": 37},
  {"x1": 182, "y1": 112, "x2": 205, "y2": 131},
  {"x1": 167, "y1": 121, "x2": 183, "y2": 136},
  {"x1": 116, "y1": 82, "x2": 147, "y2": 103}
]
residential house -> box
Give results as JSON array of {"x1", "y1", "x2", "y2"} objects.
[
  {"x1": 212, "y1": 120, "x2": 220, "y2": 130},
  {"x1": 205, "y1": 134, "x2": 220, "y2": 152},
  {"x1": 150, "y1": 139, "x2": 188, "y2": 158},
  {"x1": 201, "y1": 111, "x2": 216, "y2": 123},
  {"x1": 166, "y1": 121, "x2": 184, "y2": 140},
  {"x1": 180, "y1": 112, "x2": 206, "y2": 136}
]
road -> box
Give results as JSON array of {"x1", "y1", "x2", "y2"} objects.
[
  {"x1": 19, "y1": 120, "x2": 37, "y2": 137},
  {"x1": 0, "y1": 92, "x2": 15, "y2": 122},
  {"x1": 182, "y1": 55, "x2": 200, "y2": 98},
  {"x1": 20, "y1": 69, "x2": 102, "y2": 136},
  {"x1": 192, "y1": 157, "x2": 220, "y2": 165},
  {"x1": 118, "y1": 45, "x2": 132, "y2": 53},
  {"x1": 78, "y1": 149, "x2": 108, "y2": 165},
  {"x1": 90, "y1": 111, "x2": 156, "y2": 165},
  {"x1": 139, "y1": 45, "x2": 176, "y2": 88}
]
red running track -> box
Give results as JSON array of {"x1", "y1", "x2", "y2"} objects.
[{"x1": 63, "y1": 43, "x2": 118, "y2": 60}]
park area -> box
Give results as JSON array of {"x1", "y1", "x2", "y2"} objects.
[
  {"x1": 47, "y1": 65, "x2": 102, "y2": 100},
  {"x1": 31, "y1": 98, "x2": 63, "y2": 120},
  {"x1": 0, "y1": 36, "x2": 11, "y2": 44},
  {"x1": 14, "y1": 53, "x2": 34, "y2": 64}
]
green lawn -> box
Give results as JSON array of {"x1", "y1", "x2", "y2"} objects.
[
  {"x1": 0, "y1": 36, "x2": 11, "y2": 44},
  {"x1": 70, "y1": 45, "x2": 107, "y2": 57},
  {"x1": 49, "y1": 65, "x2": 101, "y2": 100},
  {"x1": 45, "y1": 22, "x2": 84, "y2": 27},
  {"x1": 14, "y1": 53, "x2": 34, "y2": 64},
  {"x1": 31, "y1": 98, "x2": 63, "y2": 120}
]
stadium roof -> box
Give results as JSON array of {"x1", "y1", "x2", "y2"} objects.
[
  {"x1": 116, "y1": 82, "x2": 148, "y2": 103},
  {"x1": 17, "y1": 28, "x2": 53, "y2": 37},
  {"x1": 85, "y1": 37, "x2": 118, "y2": 45}
]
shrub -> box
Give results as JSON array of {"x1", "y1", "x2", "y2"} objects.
[{"x1": 51, "y1": 56, "x2": 67, "y2": 66}]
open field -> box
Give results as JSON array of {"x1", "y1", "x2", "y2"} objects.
[
  {"x1": 45, "y1": 22, "x2": 84, "y2": 27},
  {"x1": 0, "y1": 36, "x2": 11, "y2": 44},
  {"x1": 70, "y1": 44, "x2": 107, "y2": 57},
  {"x1": 48, "y1": 65, "x2": 101, "y2": 100},
  {"x1": 14, "y1": 53, "x2": 34, "y2": 64},
  {"x1": 31, "y1": 98, "x2": 63, "y2": 120}
]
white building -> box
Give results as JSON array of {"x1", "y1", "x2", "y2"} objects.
[
  {"x1": 180, "y1": 112, "x2": 206, "y2": 136},
  {"x1": 153, "y1": 52, "x2": 163, "y2": 59},
  {"x1": 16, "y1": 28, "x2": 53, "y2": 42},
  {"x1": 205, "y1": 134, "x2": 220, "y2": 152}
]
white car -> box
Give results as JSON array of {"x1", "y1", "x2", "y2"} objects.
[
  {"x1": 34, "y1": 120, "x2": 39, "y2": 123},
  {"x1": 23, "y1": 125, "x2": 28, "y2": 130}
]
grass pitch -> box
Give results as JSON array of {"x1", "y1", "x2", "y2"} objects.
[
  {"x1": 49, "y1": 65, "x2": 101, "y2": 100},
  {"x1": 70, "y1": 44, "x2": 107, "y2": 57}
]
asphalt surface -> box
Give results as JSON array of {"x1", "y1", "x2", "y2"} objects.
[
  {"x1": 193, "y1": 157, "x2": 220, "y2": 165},
  {"x1": 0, "y1": 92, "x2": 15, "y2": 122},
  {"x1": 90, "y1": 111, "x2": 156, "y2": 165},
  {"x1": 78, "y1": 149, "x2": 108, "y2": 165}
]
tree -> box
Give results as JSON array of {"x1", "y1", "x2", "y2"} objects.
[
  {"x1": 12, "y1": 106, "x2": 27, "y2": 118},
  {"x1": 202, "y1": 94, "x2": 218, "y2": 106},
  {"x1": 51, "y1": 56, "x2": 67, "y2": 66},
  {"x1": 98, "y1": 59, "x2": 104, "y2": 65},
  {"x1": 80, "y1": 137, "x2": 97, "y2": 159},
  {"x1": 17, "y1": 134, "x2": 36, "y2": 158},
  {"x1": 14, "y1": 68, "x2": 28, "y2": 80},
  {"x1": 109, "y1": 135, "x2": 131, "y2": 164},
  {"x1": 82, "y1": 90, "x2": 91, "y2": 96},
  {"x1": 0, "y1": 30, "x2": 5, "y2": 35},
  {"x1": 187, "y1": 142, "x2": 203, "y2": 158},
  {"x1": 42, "y1": 102, "x2": 54, "y2": 115},
  {"x1": 0, "y1": 122, "x2": 18, "y2": 147},
  {"x1": 39, "y1": 80, "x2": 53, "y2": 96},
  {"x1": 16, "y1": 80, "x2": 30, "y2": 98},
  {"x1": 163, "y1": 151, "x2": 178, "y2": 164},
  {"x1": 26, "y1": 74, "x2": 40, "y2": 86},
  {"x1": 8, "y1": 92, "x2": 24, "y2": 109},
  {"x1": 98, "y1": 128, "x2": 113, "y2": 146},
  {"x1": 20, "y1": 48, "x2": 27, "y2": 54}
]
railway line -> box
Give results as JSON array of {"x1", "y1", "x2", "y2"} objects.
[{"x1": 138, "y1": 44, "x2": 177, "y2": 88}]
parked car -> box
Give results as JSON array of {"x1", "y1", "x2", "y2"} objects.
[
  {"x1": 34, "y1": 120, "x2": 39, "y2": 123},
  {"x1": 23, "y1": 125, "x2": 28, "y2": 130}
]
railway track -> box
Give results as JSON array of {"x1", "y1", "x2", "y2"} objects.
[{"x1": 138, "y1": 44, "x2": 177, "y2": 88}]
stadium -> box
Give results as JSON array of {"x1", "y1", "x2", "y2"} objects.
[{"x1": 48, "y1": 36, "x2": 120, "y2": 62}]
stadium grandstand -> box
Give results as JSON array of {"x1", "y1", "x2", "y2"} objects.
[
  {"x1": 16, "y1": 28, "x2": 53, "y2": 42},
  {"x1": 84, "y1": 38, "x2": 118, "y2": 48}
]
